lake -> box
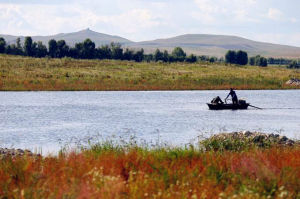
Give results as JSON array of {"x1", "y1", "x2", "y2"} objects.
[{"x1": 0, "y1": 90, "x2": 299, "y2": 153}]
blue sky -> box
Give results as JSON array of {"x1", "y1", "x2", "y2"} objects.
[{"x1": 1, "y1": 0, "x2": 300, "y2": 46}]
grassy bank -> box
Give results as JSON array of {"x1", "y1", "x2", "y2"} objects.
[
  {"x1": 0, "y1": 135, "x2": 299, "y2": 199},
  {"x1": 0, "y1": 54, "x2": 299, "y2": 91}
]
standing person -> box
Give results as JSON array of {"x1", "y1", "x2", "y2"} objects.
[{"x1": 225, "y1": 88, "x2": 238, "y2": 104}]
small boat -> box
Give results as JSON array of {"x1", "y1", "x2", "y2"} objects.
[
  {"x1": 207, "y1": 97, "x2": 250, "y2": 110},
  {"x1": 207, "y1": 102, "x2": 249, "y2": 110}
]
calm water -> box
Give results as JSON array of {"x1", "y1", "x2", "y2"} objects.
[{"x1": 0, "y1": 90, "x2": 299, "y2": 153}]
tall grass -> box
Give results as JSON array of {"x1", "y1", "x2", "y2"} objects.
[
  {"x1": 0, "y1": 54, "x2": 299, "y2": 91},
  {"x1": 0, "y1": 141, "x2": 299, "y2": 198}
]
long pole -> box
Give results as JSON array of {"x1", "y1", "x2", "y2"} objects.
[{"x1": 249, "y1": 105, "x2": 263, "y2": 110}]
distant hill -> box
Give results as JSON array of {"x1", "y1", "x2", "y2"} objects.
[
  {"x1": 0, "y1": 28, "x2": 133, "y2": 47},
  {"x1": 128, "y1": 34, "x2": 300, "y2": 58},
  {"x1": 1, "y1": 29, "x2": 300, "y2": 58}
]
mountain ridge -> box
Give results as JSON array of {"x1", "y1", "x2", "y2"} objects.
[{"x1": 1, "y1": 29, "x2": 300, "y2": 58}]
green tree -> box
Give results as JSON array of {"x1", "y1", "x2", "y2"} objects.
[
  {"x1": 163, "y1": 50, "x2": 169, "y2": 62},
  {"x1": 6, "y1": 42, "x2": 23, "y2": 55},
  {"x1": 171, "y1": 47, "x2": 186, "y2": 62},
  {"x1": 249, "y1": 57, "x2": 256, "y2": 65},
  {"x1": 82, "y1": 38, "x2": 95, "y2": 59},
  {"x1": 133, "y1": 48, "x2": 144, "y2": 62},
  {"x1": 199, "y1": 55, "x2": 209, "y2": 62},
  {"x1": 48, "y1": 39, "x2": 58, "y2": 58},
  {"x1": 31, "y1": 42, "x2": 38, "y2": 57},
  {"x1": 96, "y1": 45, "x2": 111, "y2": 59},
  {"x1": 123, "y1": 48, "x2": 134, "y2": 60},
  {"x1": 0, "y1": 37, "x2": 6, "y2": 53},
  {"x1": 259, "y1": 57, "x2": 268, "y2": 67},
  {"x1": 24, "y1": 36, "x2": 34, "y2": 56},
  {"x1": 268, "y1": 57, "x2": 275, "y2": 65},
  {"x1": 185, "y1": 54, "x2": 197, "y2": 63},
  {"x1": 236, "y1": 50, "x2": 248, "y2": 65},
  {"x1": 15, "y1": 38, "x2": 23, "y2": 55},
  {"x1": 209, "y1": 57, "x2": 217, "y2": 63},
  {"x1": 69, "y1": 47, "x2": 79, "y2": 58},
  {"x1": 225, "y1": 50, "x2": 237, "y2": 64},
  {"x1": 144, "y1": 54, "x2": 153, "y2": 62},
  {"x1": 36, "y1": 41, "x2": 47, "y2": 58},
  {"x1": 249, "y1": 55, "x2": 268, "y2": 67},
  {"x1": 57, "y1": 40, "x2": 69, "y2": 58},
  {"x1": 154, "y1": 49, "x2": 164, "y2": 62},
  {"x1": 288, "y1": 60, "x2": 299, "y2": 69},
  {"x1": 16, "y1": 38, "x2": 21, "y2": 49},
  {"x1": 111, "y1": 42, "x2": 123, "y2": 60}
]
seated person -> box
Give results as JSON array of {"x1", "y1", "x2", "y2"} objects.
[{"x1": 211, "y1": 96, "x2": 224, "y2": 104}]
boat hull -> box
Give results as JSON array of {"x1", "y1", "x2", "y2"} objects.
[{"x1": 207, "y1": 103, "x2": 249, "y2": 110}]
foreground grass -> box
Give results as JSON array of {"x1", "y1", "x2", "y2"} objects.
[
  {"x1": 0, "y1": 140, "x2": 299, "y2": 199},
  {"x1": 0, "y1": 54, "x2": 299, "y2": 91}
]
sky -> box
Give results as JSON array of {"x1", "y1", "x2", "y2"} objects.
[{"x1": 0, "y1": 0, "x2": 300, "y2": 46}]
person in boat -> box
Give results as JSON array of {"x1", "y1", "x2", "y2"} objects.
[
  {"x1": 211, "y1": 96, "x2": 224, "y2": 104},
  {"x1": 225, "y1": 88, "x2": 238, "y2": 104}
]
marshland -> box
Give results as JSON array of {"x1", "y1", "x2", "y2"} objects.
[{"x1": 0, "y1": 54, "x2": 299, "y2": 91}]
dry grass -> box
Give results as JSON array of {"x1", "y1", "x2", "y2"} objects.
[
  {"x1": 0, "y1": 143, "x2": 299, "y2": 199},
  {"x1": 0, "y1": 54, "x2": 299, "y2": 91}
]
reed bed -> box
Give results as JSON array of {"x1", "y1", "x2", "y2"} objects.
[
  {"x1": 0, "y1": 55, "x2": 299, "y2": 91},
  {"x1": 0, "y1": 137, "x2": 299, "y2": 199}
]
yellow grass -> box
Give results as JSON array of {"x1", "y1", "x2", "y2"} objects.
[{"x1": 0, "y1": 54, "x2": 299, "y2": 91}]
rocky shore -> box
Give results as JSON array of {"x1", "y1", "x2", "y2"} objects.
[
  {"x1": 210, "y1": 131, "x2": 297, "y2": 146},
  {"x1": 286, "y1": 78, "x2": 300, "y2": 86},
  {"x1": 0, "y1": 148, "x2": 40, "y2": 158}
]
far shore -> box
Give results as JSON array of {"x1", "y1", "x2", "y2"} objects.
[{"x1": 0, "y1": 55, "x2": 299, "y2": 91}]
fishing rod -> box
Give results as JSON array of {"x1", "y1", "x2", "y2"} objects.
[{"x1": 249, "y1": 104, "x2": 263, "y2": 110}]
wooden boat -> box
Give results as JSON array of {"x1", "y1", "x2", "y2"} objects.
[{"x1": 207, "y1": 102, "x2": 249, "y2": 110}]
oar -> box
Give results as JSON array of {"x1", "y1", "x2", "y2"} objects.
[{"x1": 249, "y1": 104, "x2": 263, "y2": 110}]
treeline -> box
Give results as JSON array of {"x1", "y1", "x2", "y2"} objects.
[
  {"x1": 225, "y1": 50, "x2": 268, "y2": 67},
  {"x1": 249, "y1": 55, "x2": 268, "y2": 67},
  {"x1": 225, "y1": 50, "x2": 300, "y2": 68},
  {"x1": 0, "y1": 36, "x2": 223, "y2": 63},
  {"x1": 288, "y1": 60, "x2": 300, "y2": 69},
  {"x1": 0, "y1": 37, "x2": 299, "y2": 67}
]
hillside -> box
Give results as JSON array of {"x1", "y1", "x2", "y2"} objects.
[
  {"x1": 0, "y1": 28, "x2": 132, "y2": 47},
  {"x1": 1, "y1": 29, "x2": 300, "y2": 58},
  {"x1": 129, "y1": 34, "x2": 300, "y2": 58}
]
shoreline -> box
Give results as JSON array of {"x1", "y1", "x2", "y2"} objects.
[
  {"x1": 0, "y1": 88, "x2": 299, "y2": 92},
  {"x1": 1, "y1": 131, "x2": 299, "y2": 198},
  {"x1": 1, "y1": 55, "x2": 299, "y2": 91},
  {"x1": 2, "y1": 131, "x2": 298, "y2": 158}
]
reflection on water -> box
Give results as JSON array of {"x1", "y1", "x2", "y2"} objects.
[{"x1": 0, "y1": 90, "x2": 299, "y2": 153}]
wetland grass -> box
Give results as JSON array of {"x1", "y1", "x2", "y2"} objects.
[
  {"x1": 0, "y1": 134, "x2": 299, "y2": 199},
  {"x1": 0, "y1": 54, "x2": 299, "y2": 91}
]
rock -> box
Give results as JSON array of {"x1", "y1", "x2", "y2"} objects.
[
  {"x1": 279, "y1": 136, "x2": 288, "y2": 142},
  {"x1": 0, "y1": 148, "x2": 39, "y2": 158},
  {"x1": 243, "y1": 131, "x2": 253, "y2": 137},
  {"x1": 268, "y1": 134, "x2": 280, "y2": 138},
  {"x1": 253, "y1": 135, "x2": 265, "y2": 143},
  {"x1": 287, "y1": 140, "x2": 295, "y2": 146},
  {"x1": 286, "y1": 78, "x2": 300, "y2": 86}
]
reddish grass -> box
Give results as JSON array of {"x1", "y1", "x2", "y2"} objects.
[{"x1": 0, "y1": 146, "x2": 299, "y2": 198}]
